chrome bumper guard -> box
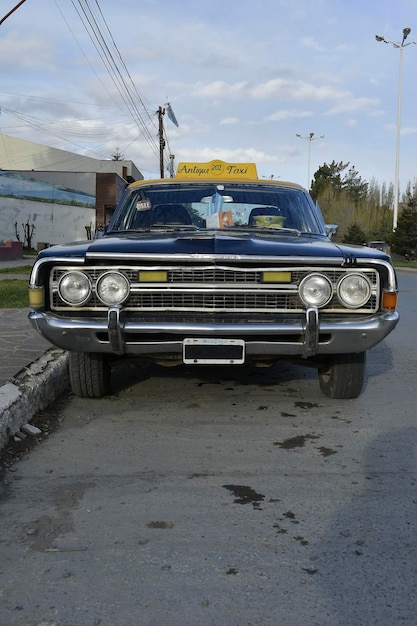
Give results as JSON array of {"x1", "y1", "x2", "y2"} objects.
[{"x1": 29, "y1": 307, "x2": 399, "y2": 360}]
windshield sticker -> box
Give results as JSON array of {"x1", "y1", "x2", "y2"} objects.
[
  {"x1": 206, "y1": 210, "x2": 233, "y2": 228},
  {"x1": 136, "y1": 199, "x2": 152, "y2": 211}
]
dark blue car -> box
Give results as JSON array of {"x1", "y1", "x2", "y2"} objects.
[{"x1": 29, "y1": 160, "x2": 399, "y2": 399}]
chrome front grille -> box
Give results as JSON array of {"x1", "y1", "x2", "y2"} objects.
[
  {"x1": 50, "y1": 264, "x2": 380, "y2": 314},
  {"x1": 168, "y1": 268, "x2": 262, "y2": 283},
  {"x1": 127, "y1": 291, "x2": 300, "y2": 311}
]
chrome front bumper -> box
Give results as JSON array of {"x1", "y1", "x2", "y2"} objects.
[{"x1": 29, "y1": 307, "x2": 399, "y2": 360}]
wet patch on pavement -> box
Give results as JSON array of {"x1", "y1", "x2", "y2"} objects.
[
  {"x1": 273, "y1": 434, "x2": 320, "y2": 449},
  {"x1": 146, "y1": 521, "x2": 175, "y2": 529},
  {"x1": 318, "y1": 446, "x2": 338, "y2": 457},
  {"x1": 222, "y1": 484, "x2": 265, "y2": 509},
  {"x1": 24, "y1": 481, "x2": 96, "y2": 552},
  {"x1": 294, "y1": 401, "x2": 319, "y2": 410}
]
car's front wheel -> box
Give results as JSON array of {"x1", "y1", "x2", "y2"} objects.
[
  {"x1": 69, "y1": 352, "x2": 110, "y2": 398},
  {"x1": 318, "y1": 352, "x2": 366, "y2": 399}
]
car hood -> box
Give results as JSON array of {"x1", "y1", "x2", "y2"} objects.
[{"x1": 37, "y1": 230, "x2": 391, "y2": 263}]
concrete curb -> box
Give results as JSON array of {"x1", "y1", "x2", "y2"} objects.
[{"x1": 0, "y1": 349, "x2": 69, "y2": 449}]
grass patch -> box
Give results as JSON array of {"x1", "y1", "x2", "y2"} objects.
[
  {"x1": 393, "y1": 261, "x2": 417, "y2": 269},
  {"x1": 0, "y1": 265, "x2": 32, "y2": 274},
  {"x1": 0, "y1": 280, "x2": 29, "y2": 308}
]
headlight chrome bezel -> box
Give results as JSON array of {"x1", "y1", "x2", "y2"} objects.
[
  {"x1": 96, "y1": 271, "x2": 130, "y2": 306},
  {"x1": 299, "y1": 273, "x2": 333, "y2": 308},
  {"x1": 58, "y1": 271, "x2": 92, "y2": 306},
  {"x1": 337, "y1": 273, "x2": 372, "y2": 309}
]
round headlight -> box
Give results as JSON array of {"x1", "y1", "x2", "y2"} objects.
[
  {"x1": 299, "y1": 273, "x2": 333, "y2": 308},
  {"x1": 337, "y1": 273, "x2": 371, "y2": 309},
  {"x1": 58, "y1": 271, "x2": 91, "y2": 305},
  {"x1": 96, "y1": 272, "x2": 130, "y2": 306}
]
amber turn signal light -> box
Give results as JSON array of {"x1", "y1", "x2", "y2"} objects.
[
  {"x1": 382, "y1": 290, "x2": 397, "y2": 311},
  {"x1": 29, "y1": 286, "x2": 45, "y2": 308}
]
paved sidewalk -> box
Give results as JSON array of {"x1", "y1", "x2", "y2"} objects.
[
  {"x1": 0, "y1": 257, "x2": 69, "y2": 448},
  {"x1": 0, "y1": 307, "x2": 51, "y2": 388}
]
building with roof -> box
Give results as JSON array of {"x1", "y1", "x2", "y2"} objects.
[{"x1": 0, "y1": 134, "x2": 143, "y2": 250}]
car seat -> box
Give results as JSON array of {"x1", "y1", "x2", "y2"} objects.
[
  {"x1": 248, "y1": 207, "x2": 284, "y2": 227},
  {"x1": 151, "y1": 204, "x2": 192, "y2": 225},
  {"x1": 133, "y1": 203, "x2": 192, "y2": 228}
]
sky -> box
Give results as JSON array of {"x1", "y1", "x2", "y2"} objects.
[{"x1": 1, "y1": 0, "x2": 417, "y2": 191}]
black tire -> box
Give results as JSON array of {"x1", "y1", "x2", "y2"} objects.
[
  {"x1": 318, "y1": 352, "x2": 366, "y2": 399},
  {"x1": 69, "y1": 352, "x2": 110, "y2": 398}
]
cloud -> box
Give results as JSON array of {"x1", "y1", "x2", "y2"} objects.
[
  {"x1": 191, "y1": 77, "x2": 374, "y2": 114},
  {"x1": 325, "y1": 96, "x2": 380, "y2": 115},
  {"x1": 0, "y1": 32, "x2": 54, "y2": 70},
  {"x1": 2, "y1": 0, "x2": 415, "y2": 187},
  {"x1": 220, "y1": 117, "x2": 239, "y2": 125},
  {"x1": 400, "y1": 126, "x2": 417, "y2": 136},
  {"x1": 192, "y1": 81, "x2": 247, "y2": 98},
  {"x1": 266, "y1": 109, "x2": 313, "y2": 121},
  {"x1": 301, "y1": 36, "x2": 326, "y2": 52},
  {"x1": 177, "y1": 145, "x2": 284, "y2": 166}
]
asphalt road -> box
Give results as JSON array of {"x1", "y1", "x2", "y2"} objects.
[{"x1": 0, "y1": 270, "x2": 416, "y2": 626}]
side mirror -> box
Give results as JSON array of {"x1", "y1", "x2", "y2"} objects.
[{"x1": 325, "y1": 224, "x2": 338, "y2": 239}]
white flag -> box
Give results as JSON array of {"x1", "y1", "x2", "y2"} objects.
[{"x1": 165, "y1": 102, "x2": 179, "y2": 127}]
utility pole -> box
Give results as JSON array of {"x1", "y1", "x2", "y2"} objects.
[
  {"x1": 0, "y1": 0, "x2": 27, "y2": 26},
  {"x1": 158, "y1": 102, "x2": 178, "y2": 178},
  {"x1": 158, "y1": 106, "x2": 165, "y2": 179}
]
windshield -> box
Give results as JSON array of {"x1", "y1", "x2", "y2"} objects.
[{"x1": 109, "y1": 182, "x2": 324, "y2": 234}]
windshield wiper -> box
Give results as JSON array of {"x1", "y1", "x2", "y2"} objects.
[
  {"x1": 148, "y1": 224, "x2": 200, "y2": 231},
  {"x1": 108, "y1": 225, "x2": 200, "y2": 234}
]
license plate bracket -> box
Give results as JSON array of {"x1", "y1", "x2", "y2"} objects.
[{"x1": 183, "y1": 338, "x2": 245, "y2": 365}]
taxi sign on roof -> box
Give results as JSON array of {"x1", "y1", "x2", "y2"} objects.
[{"x1": 176, "y1": 159, "x2": 258, "y2": 179}]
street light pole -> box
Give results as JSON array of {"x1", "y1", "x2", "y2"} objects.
[
  {"x1": 375, "y1": 27, "x2": 417, "y2": 230},
  {"x1": 296, "y1": 132, "x2": 324, "y2": 190}
]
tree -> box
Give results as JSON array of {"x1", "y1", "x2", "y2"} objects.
[
  {"x1": 343, "y1": 222, "x2": 367, "y2": 245},
  {"x1": 111, "y1": 148, "x2": 124, "y2": 161},
  {"x1": 391, "y1": 180, "x2": 417, "y2": 257},
  {"x1": 15, "y1": 220, "x2": 35, "y2": 250},
  {"x1": 310, "y1": 160, "x2": 397, "y2": 243},
  {"x1": 403, "y1": 180, "x2": 417, "y2": 209},
  {"x1": 310, "y1": 161, "x2": 367, "y2": 205},
  {"x1": 343, "y1": 166, "x2": 368, "y2": 206},
  {"x1": 310, "y1": 160, "x2": 349, "y2": 201}
]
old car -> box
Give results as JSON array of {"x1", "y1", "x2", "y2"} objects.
[
  {"x1": 28, "y1": 160, "x2": 399, "y2": 399},
  {"x1": 368, "y1": 241, "x2": 390, "y2": 254}
]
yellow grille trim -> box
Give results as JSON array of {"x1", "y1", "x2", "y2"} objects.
[
  {"x1": 139, "y1": 271, "x2": 168, "y2": 282},
  {"x1": 262, "y1": 271, "x2": 292, "y2": 283}
]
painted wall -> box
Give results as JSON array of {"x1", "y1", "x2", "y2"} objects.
[{"x1": 0, "y1": 171, "x2": 96, "y2": 249}]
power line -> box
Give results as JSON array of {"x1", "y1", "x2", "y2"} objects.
[
  {"x1": 0, "y1": 92, "x2": 150, "y2": 167},
  {"x1": 53, "y1": 0, "x2": 122, "y2": 111},
  {"x1": 0, "y1": 104, "x2": 146, "y2": 164},
  {"x1": 3, "y1": 0, "x2": 169, "y2": 170},
  {"x1": 93, "y1": 0, "x2": 156, "y2": 116},
  {"x1": 0, "y1": 0, "x2": 27, "y2": 26},
  {"x1": 70, "y1": 0, "x2": 160, "y2": 159}
]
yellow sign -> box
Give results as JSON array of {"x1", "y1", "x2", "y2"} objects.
[{"x1": 176, "y1": 159, "x2": 258, "y2": 179}]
